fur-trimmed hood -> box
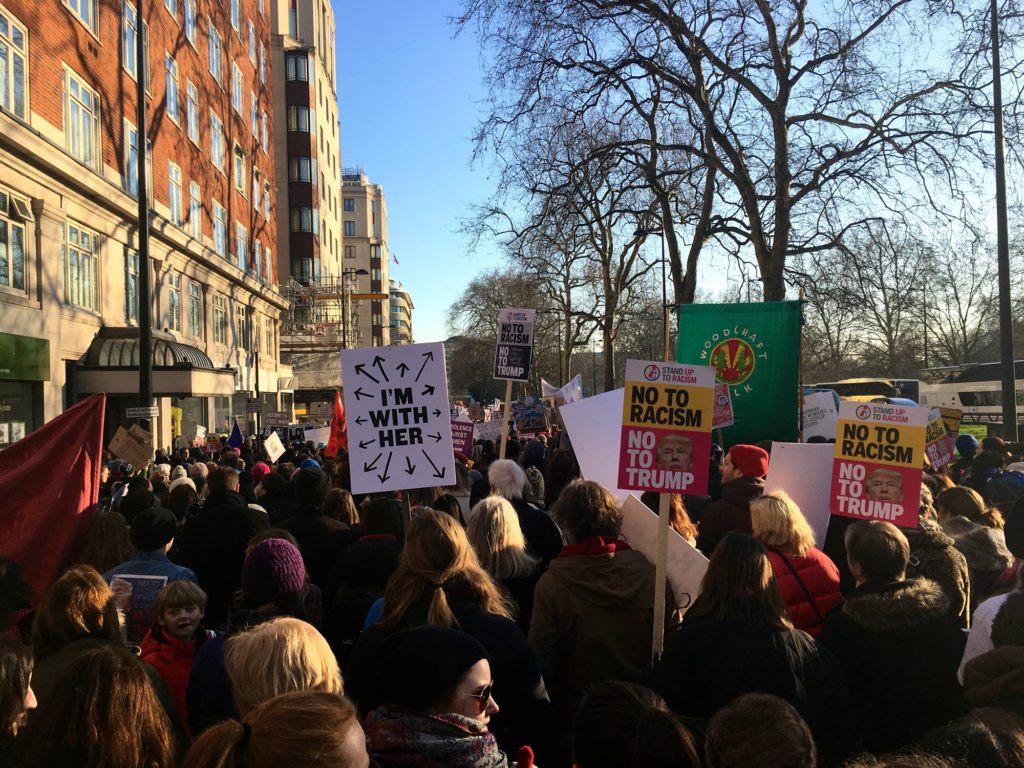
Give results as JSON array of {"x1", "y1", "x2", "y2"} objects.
[{"x1": 839, "y1": 578, "x2": 950, "y2": 632}]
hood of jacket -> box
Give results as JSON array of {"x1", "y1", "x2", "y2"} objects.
[
  {"x1": 720, "y1": 475, "x2": 765, "y2": 505},
  {"x1": 963, "y1": 645, "x2": 1024, "y2": 710},
  {"x1": 543, "y1": 549, "x2": 655, "y2": 610},
  {"x1": 906, "y1": 516, "x2": 957, "y2": 550},
  {"x1": 941, "y1": 516, "x2": 1013, "y2": 572},
  {"x1": 840, "y1": 578, "x2": 950, "y2": 632}
]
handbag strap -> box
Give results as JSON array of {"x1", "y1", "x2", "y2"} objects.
[{"x1": 767, "y1": 547, "x2": 825, "y2": 623}]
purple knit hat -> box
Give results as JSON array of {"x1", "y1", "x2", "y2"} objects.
[{"x1": 241, "y1": 538, "x2": 306, "y2": 604}]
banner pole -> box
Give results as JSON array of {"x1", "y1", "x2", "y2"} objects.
[
  {"x1": 652, "y1": 492, "x2": 671, "y2": 659},
  {"x1": 498, "y1": 379, "x2": 513, "y2": 460},
  {"x1": 798, "y1": 291, "x2": 805, "y2": 442}
]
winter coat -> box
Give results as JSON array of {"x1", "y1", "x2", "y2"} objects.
[
  {"x1": 819, "y1": 578, "x2": 968, "y2": 754},
  {"x1": 654, "y1": 615, "x2": 861, "y2": 767},
  {"x1": 962, "y1": 644, "x2": 1024, "y2": 717},
  {"x1": 765, "y1": 547, "x2": 843, "y2": 637},
  {"x1": 528, "y1": 547, "x2": 672, "y2": 731},
  {"x1": 170, "y1": 489, "x2": 269, "y2": 628},
  {"x1": 941, "y1": 516, "x2": 1014, "y2": 609},
  {"x1": 905, "y1": 517, "x2": 971, "y2": 628},
  {"x1": 258, "y1": 493, "x2": 294, "y2": 525},
  {"x1": 279, "y1": 507, "x2": 355, "y2": 591},
  {"x1": 346, "y1": 587, "x2": 555, "y2": 765},
  {"x1": 959, "y1": 592, "x2": 1010, "y2": 682},
  {"x1": 501, "y1": 567, "x2": 543, "y2": 634},
  {"x1": 140, "y1": 624, "x2": 211, "y2": 735},
  {"x1": 695, "y1": 476, "x2": 764, "y2": 556},
  {"x1": 509, "y1": 497, "x2": 563, "y2": 567}
]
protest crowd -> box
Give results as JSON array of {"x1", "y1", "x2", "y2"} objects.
[{"x1": 3, "y1": 393, "x2": 1024, "y2": 768}]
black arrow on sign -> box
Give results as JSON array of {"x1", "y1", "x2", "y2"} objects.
[
  {"x1": 359, "y1": 438, "x2": 375, "y2": 449},
  {"x1": 363, "y1": 453, "x2": 382, "y2": 472},
  {"x1": 355, "y1": 416, "x2": 366, "y2": 425},
  {"x1": 421, "y1": 384, "x2": 435, "y2": 397},
  {"x1": 428, "y1": 432, "x2": 443, "y2": 443},
  {"x1": 433, "y1": 409, "x2": 442, "y2": 417},
  {"x1": 377, "y1": 453, "x2": 392, "y2": 483},
  {"x1": 414, "y1": 351, "x2": 434, "y2": 382},
  {"x1": 396, "y1": 362, "x2": 410, "y2": 378},
  {"x1": 372, "y1": 355, "x2": 390, "y2": 383},
  {"x1": 404, "y1": 456, "x2": 416, "y2": 475},
  {"x1": 421, "y1": 449, "x2": 447, "y2": 480},
  {"x1": 353, "y1": 387, "x2": 372, "y2": 401},
  {"x1": 353, "y1": 363, "x2": 379, "y2": 385}
]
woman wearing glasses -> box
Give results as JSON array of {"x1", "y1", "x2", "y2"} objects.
[{"x1": 365, "y1": 625, "x2": 511, "y2": 768}]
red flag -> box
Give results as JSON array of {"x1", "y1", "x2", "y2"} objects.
[
  {"x1": 324, "y1": 390, "x2": 348, "y2": 458},
  {"x1": 0, "y1": 393, "x2": 105, "y2": 604}
]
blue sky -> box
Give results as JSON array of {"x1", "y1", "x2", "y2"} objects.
[{"x1": 335, "y1": 0, "x2": 500, "y2": 344}]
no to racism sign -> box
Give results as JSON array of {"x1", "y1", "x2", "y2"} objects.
[
  {"x1": 829, "y1": 401, "x2": 928, "y2": 529},
  {"x1": 617, "y1": 360, "x2": 714, "y2": 495},
  {"x1": 493, "y1": 308, "x2": 535, "y2": 381}
]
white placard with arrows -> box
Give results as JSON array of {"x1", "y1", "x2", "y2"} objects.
[{"x1": 341, "y1": 342, "x2": 456, "y2": 495}]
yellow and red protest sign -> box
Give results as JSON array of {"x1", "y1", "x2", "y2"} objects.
[
  {"x1": 618, "y1": 360, "x2": 715, "y2": 495},
  {"x1": 829, "y1": 401, "x2": 929, "y2": 529}
]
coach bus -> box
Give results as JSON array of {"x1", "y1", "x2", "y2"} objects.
[
  {"x1": 810, "y1": 378, "x2": 920, "y2": 402},
  {"x1": 919, "y1": 362, "x2": 1024, "y2": 422}
]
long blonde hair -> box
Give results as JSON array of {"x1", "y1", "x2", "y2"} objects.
[
  {"x1": 466, "y1": 496, "x2": 539, "y2": 580},
  {"x1": 750, "y1": 490, "x2": 816, "y2": 557},
  {"x1": 378, "y1": 510, "x2": 513, "y2": 628}
]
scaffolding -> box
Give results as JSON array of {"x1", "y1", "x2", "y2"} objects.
[{"x1": 278, "y1": 277, "x2": 362, "y2": 351}]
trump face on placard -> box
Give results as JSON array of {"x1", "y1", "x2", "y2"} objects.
[
  {"x1": 655, "y1": 434, "x2": 694, "y2": 472},
  {"x1": 866, "y1": 468, "x2": 904, "y2": 503}
]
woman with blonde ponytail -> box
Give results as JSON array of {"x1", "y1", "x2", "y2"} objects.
[
  {"x1": 347, "y1": 510, "x2": 554, "y2": 764},
  {"x1": 183, "y1": 691, "x2": 367, "y2": 768}
]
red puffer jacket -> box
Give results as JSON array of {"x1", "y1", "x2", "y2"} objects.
[
  {"x1": 766, "y1": 547, "x2": 843, "y2": 637},
  {"x1": 140, "y1": 625, "x2": 209, "y2": 736}
]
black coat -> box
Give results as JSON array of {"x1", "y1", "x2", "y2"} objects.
[
  {"x1": 653, "y1": 615, "x2": 860, "y2": 767},
  {"x1": 694, "y1": 477, "x2": 764, "y2": 556},
  {"x1": 170, "y1": 489, "x2": 269, "y2": 628},
  {"x1": 818, "y1": 578, "x2": 968, "y2": 754},
  {"x1": 509, "y1": 497, "x2": 563, "y2": 567},
  {"x1": 279, "y1": 508, "x2": 355, "y2": 592},
  {"x1": 346, "y1": 591, "x2": 555, "y2": 765}
]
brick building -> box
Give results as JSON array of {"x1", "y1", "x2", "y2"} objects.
[{"x1": 0, "y1": 0, "x2": 292, "y2": 449}]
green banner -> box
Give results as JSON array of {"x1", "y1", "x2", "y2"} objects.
[{"x1": 676, "y1": 301, "x2": 801, "y2": 447}]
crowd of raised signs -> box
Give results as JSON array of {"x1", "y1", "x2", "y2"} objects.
[{"x1": 2, "y1": 428, "x2": 1024, "y2": 768}]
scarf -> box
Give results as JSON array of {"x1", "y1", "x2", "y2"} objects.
[
  {"x1": 560, "y1": 535, "x2": 633, "y2": 558},
  {"x1": 365, "y1": 705, "x2": 509, "y2": 768}
]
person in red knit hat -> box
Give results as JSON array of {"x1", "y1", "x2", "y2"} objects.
[{"x1": 695, "y1": 444, "x2": 769, "y2": 556}]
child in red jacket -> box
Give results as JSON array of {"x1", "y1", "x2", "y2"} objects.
[{"x1": 140, "y1": 580, "x2": 212, "y2": 736}]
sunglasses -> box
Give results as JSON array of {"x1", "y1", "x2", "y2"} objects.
[{"x1": 463, "y1": 680, "x2": 496, "y2": 712}]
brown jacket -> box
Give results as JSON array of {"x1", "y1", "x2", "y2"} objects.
[
  {"x1": 963, "y1": 645, "x2": 1024, "y2": 717},
  {"x1": 528, "y1": 549, "x2": 674, "y2": 727},
  {"x1": 695, "y1": 476, "x2": 765, "y2": 556}
]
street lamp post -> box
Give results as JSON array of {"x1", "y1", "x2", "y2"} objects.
[
  {"x1": 135, "y1": 0, "x2": 153, "y2": 437},
  {"x1": 635, "y1": 227, "x2": 670, "y2": 362},
  {"x1": 341, "y1": 268, "x2": 369, "y2": 349}
]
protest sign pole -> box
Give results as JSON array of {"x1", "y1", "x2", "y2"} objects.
[
  {"x1": 652, "y1": 492, "x2": 670, "y2": 658},
  {"x1": 798, "y1": 290, "x2": 805, "y2": 442},
  {"x1": 498, "y1": 380, "x2": 513, "y2": 460}
]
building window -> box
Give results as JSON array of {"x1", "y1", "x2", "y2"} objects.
[
  {"x1": 164, "y1": 0, "x2": 176, "y2": 17},
  {"x1": 230, "y1": 0, "x2": 240, "y2": 33},
  {"x1": 66, "y1": 0, "x2": 97, "y2": 34},
  {"x1": 343, "y1": 197, "x2": 354, "y2": 212},
  {"x1": 288, "y1": 156, "x2": 316, "y2": 182},
  {"x1": 0, "y1": 190, "x2": 27, "y2": 293},
  {"x1": 64, "y1": 222, "x2": 98, "y2": 310},
  {"x1": 252, "y1": 168, "x2": 261, "y2": 211},
  {"x1": 263, "y1": 181, "x2": 271, "y2": 219},
  {"x1": 290, "y1": 207, "x2": 315, "y2": 232},
  {"x1": 235, "y1": 221, "x2": 247, "y2": 269},
  {"x1": 265, "y1": 246, "x2": 272, "y2": 282},
  {"x1": 168, "y1": 162, "x2": 182, "y2": 225},
  {"x1": 0, "y1": 10, "x2": 28, "y2": 121},
  {"x1": 258, "y1": 42, "x2": 265, "y2": 84},
  {"x1": 247, "y1": 20, "x2": 255, "y2": 61},
  {"x1": 285, "y1": 53, "x2": 307, "y2": 81},
  {"x1": 254, "y1": 239, "x2": 263, "y2": 280},
  {"x1": 258, "y1": 0, "x2": 264, "y2": 18},
  {"x1": 186, "y1": 81, "x2": 199, "y2": 143},
  {"x1": 124, "y1": 248, "x2": 138, "y2": 322},
  {"x1": 344, "y1": 245, "x2": 355, "y2": 260},
  {"x1": 235, "y1": 304, "x2": 248, "y2": 348},
  {"x1": 122, "y1": 120, "x2": 153, "y2": 198},
  {"x1": 233, "y1": 145, "x2": 246, "y2": 195},
  {"x1": 64, "y1": 67, "x2": 99, "y2": 170},
  {"x1": 208, "y1": 22, "x2": 222, "y2": 83},
  {"x1": 188, "y1": 282, "x2": 201, "y2": 337},
  {"x1": 288, "y1": 0, "x2": 296, "y2": 36},
  {"x1": 260, "y1": 110, "x2": 268, "y2": 147},
  {"x1": 344, "y1": 220, "x2": 355, "y2": 236},
  {"x1": 250, "y1": 91, "x2": 257, "y2": 136},
  {"x1": 165, "y1": 53, "x2": 179, "y2": 123},
  {"x1": 189, "y1": 180, "x2": 201, "y2": 239},
  {"x1": 213, "y1": 200, "x2": 227, "y2": 257},
  {"x1": 231, "y1": 61, "x2": 243, "y2": 114},
  {"x1": 210, "y1": 111, "x2": 225, "y2": 171},
  {"x1": 287, "y1": 106, "x2": 311, "y2": 133},
  {"x1": 184, "y1": 0, "x2": 196, "y2": 45},
  {"x1": 213, "y1": 293, "x2": 227, "y2": 343},
  {"x1": 167, "y1": 271, "x2": 181, "y2": 331}
]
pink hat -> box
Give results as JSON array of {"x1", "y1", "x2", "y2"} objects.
[{"x1": 251, "y1": 461, "x2": 271, "y2": 483}]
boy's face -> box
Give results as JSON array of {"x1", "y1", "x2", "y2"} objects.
[{"x1": 159, "y1": 604, "x2": 204, "y2": 641}]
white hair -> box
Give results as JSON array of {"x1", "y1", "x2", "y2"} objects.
[{"x1": 488, "y1": 459, "x2": 527, "y2": 500}]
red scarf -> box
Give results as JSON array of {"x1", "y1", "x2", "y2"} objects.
[{"x1": 560, "y1": 535, "x2": 632, "y2": 558}]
